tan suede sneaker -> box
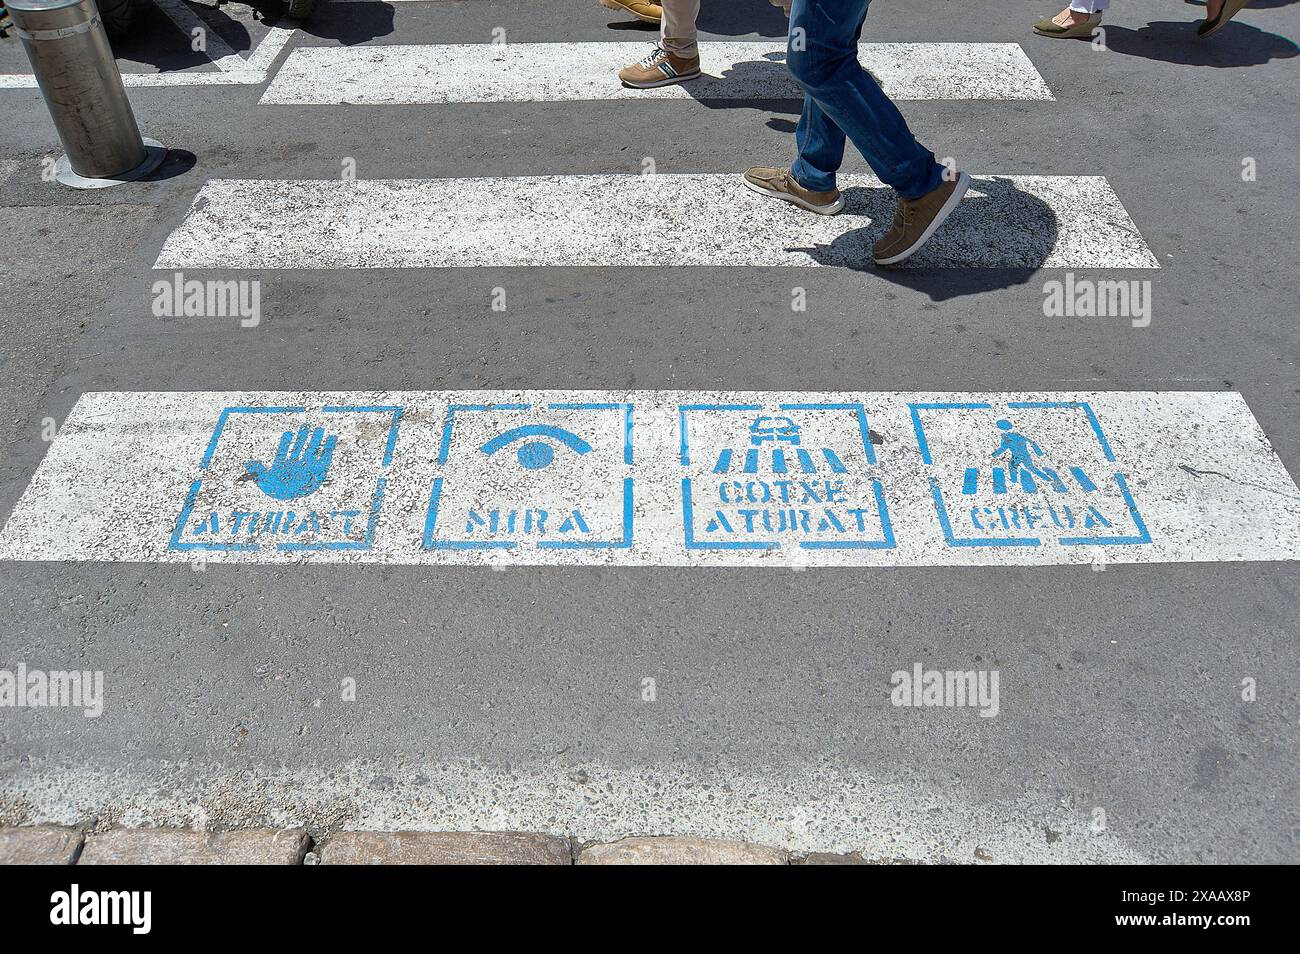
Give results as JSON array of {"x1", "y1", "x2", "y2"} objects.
[
  {"x1": 618, "y1": 46, "x2": 702, "y2": 88},
  {"x1": 872, "y1": 171, "x2": 970, "y2": 266},
  {"x1": 742, "y1": 166, "x2": 844, "y2": 215},
  {"x1": 599, "y1": 0, "x2": 663, "y2": 25}
]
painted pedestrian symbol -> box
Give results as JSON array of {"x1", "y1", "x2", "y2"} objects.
[
  {"x1": 170, "y1": 405, "x2": 402, "y2": 553},
  {"x1": 971, "y1": 419, "x2": 1098, "y2": 495},
  {"x1": 680, "y1": 403, "x2": 893, "y2": 552},
  {"x1": 910, "y1": 401, "x2": 1149, "y2": 548},
  {"x1": 245, "y1": 425, "x2": 337, "y2": 500},
  {"x1": 423, "y1": 402, "x2": 633, "y2": 550}
]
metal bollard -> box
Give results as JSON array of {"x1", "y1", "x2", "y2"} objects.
[{"x1": 8, "y1": 0, "x2": 166, "y2": 188}]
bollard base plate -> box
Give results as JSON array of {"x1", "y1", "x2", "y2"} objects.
[{"x1": 55, "y1": 137, "x2": 167, "y2": 190}]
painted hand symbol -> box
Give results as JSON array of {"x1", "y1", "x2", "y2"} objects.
[{"x1": 245, "y1": 425, "x2": 336, "y2": 500}]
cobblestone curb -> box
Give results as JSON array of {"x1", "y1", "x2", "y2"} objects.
[
  {"x1": 0, "y1": 825, "x2": 83, "y2": 865},
  {"x1": 0, "y1": 826, "x2": 907, "y2": 864},
  {"x1": 78, "y1": 828, "x2": 311, "y2": 865},
  {"x1": 313, "y1": 831, "x2": 571, "y2": 865},
  {"x1": 577, "y1": 836, "x2": 788, "y2": 865}
]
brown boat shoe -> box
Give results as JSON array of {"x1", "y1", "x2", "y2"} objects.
[
  {"x1": 872, "y1": 171, "x2": 971, "y2": 266},
  {"x1": 742, "y1": 166, "x2": 845, "y2": 215}
]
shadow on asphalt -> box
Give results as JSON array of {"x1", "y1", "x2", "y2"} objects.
[
  {"x1": 143, "y1": 149, "x2": 198, "y2": 183},
  {"x1": 1103, "y1": 20, "x2": 1299, "y2": 66},
  {"x1": 688, "y1": 54, "x2": 802, "y2": 116},
  {"x1": 867, "y1": 266, "x2": 1045, "y2": 302},
  {"x1": 292, "y1": 0, "x2": 394, "y2": 45},
  {"x1": 108, "y1": 1, "x2": 236, "y2": 69},
  {"x1": 697, "y1": 0, "x2": 792, "y2": 38},
  {"x1": 604, "y1": 20, "x2": 660, "y2": 34},
  {"x1": 604, "y1": 0, "x2": 790, "y2": 38},
  {"x1": 1189, "y1": 0, "x2": 1300, "y2": 7},
  {"x1": 792, "y1": 177, "x2": 1057, "y2": 301},
  {"x1": 113, "y1": 0, "x2": 398, "y2": 71}
]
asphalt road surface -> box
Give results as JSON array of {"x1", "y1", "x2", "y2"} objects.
[{"x1": 1, "y1": 0, "x2": 1298, "y2": 863}]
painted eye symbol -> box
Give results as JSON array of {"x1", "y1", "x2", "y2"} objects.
[{"x1": 480, "y1": 424, "x2": 592, "y2": 470}]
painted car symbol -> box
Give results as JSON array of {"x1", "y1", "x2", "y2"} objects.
[{"x1": 749, "y1": 415, "x2": 802, "y2": 446}]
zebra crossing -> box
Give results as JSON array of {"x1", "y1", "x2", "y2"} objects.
[
  {"x1": 2, "y1": 389, "x2": 1298, "y2": 566},
  {"x1": 153, "y1": 174, "x2": 1159, "y2": 270},
  {"x1": 259, "y1": 41, "x2": 1055, "y2": 104},
  {"x1": 0, "y1": 0, "x2": 296, "y2": 88},
  {"x1": 154, "y1": 13, "x2": 1157, "y2": 272},
  {"x1": 5, "y1": 0, "x2": 1298, "y2": 571},
  {"x1": 3, "y1": 0, "x2": 1297, "y2": 866}
]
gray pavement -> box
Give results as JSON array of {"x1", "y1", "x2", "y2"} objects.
[{"x1": 1, "y1": 0, "x2": 1298, "y2": 863}]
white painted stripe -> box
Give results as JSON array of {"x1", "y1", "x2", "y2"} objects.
[
  {"x1": 2, "y1": 390, "x2": 1294, "y2": 567},
  {"x1": 0, "y1": 24, "x2": 294, "y2": 89},
  {"x1": 0, "y1": 72, "x2": 264, "y2": 89},
  {"x1": 153, "y1": 174, "x2": 1159, "y2": 269},
  {"x1": 242, "y1": 24, "x2": 298, "y2": 73},
  {"x1": 152, "y1": 0, "x2": 246, "y2": 73},
  {"x1": 259, "y1": 41, "x2": 1054, "y2": 104}
]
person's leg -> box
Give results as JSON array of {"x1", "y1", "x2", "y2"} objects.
[
  {"x1": 782, "y1": 0, "x2": 968, "y2": 264},
  {"x1": 786, "y1": 0, "x2": 860, "y2": 194},
  {"x1": 660, "y1": 0, "x2": 700, "y2": 59},
  {"x1": 790, "y1": 94, "x2": 847, "y2": 194},
  {"x1": 786, "y1": 0, "x2": 942, "y2": 200},
  {"x1": 741, "y1": 3, "x2": 849, "y2": 214},
  {"x1": 617, "y1": 0, "x2": 700, "y2": 87},
  {"x1": 742, "y1": 99, "x2": 846, "y2": 215},
  {"x1": 740, "y1": 56, "x2": 846, "y2": 213}
]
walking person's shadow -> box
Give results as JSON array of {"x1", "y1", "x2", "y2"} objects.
[
  {"x1": 791, "y1": 177, "x2": 1060, "y2": 301},
  {"x1": 1101, "y1": 20, "x2": 1298, "y2": 66},
  {"x1": 107, "y1": 0, "x2": 242, "y2": 70},
  {"x1": 696, "y1": 0, "x2": 791, "y2": 37},
  {"x1": 108, "y1": 0, "x2": 395, "y2": 71},
  {"x1": 289, "y1": 0, "x2": 394, "y2": 45},
  {"x1": 687, "y1": 52, "x2": 804, "y2": 117},
  {"x1": 1187, "y1": 0, "x2": 1298, "y2": 8},
  {"x1": 605, "y1": 0, "x2": 790, "y2": 37}
]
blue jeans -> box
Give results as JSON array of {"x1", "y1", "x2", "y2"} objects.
[{"x1": 787, "y1": 0, "x2": 944, "y2": 200}]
